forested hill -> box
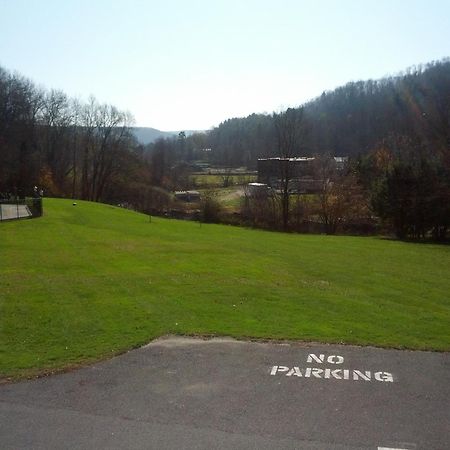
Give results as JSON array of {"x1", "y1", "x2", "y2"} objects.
[
  {"x1": 133, "y1": 128, "x2": 201, "y2": 145},
  {"x1": 207, "y1": 59, "x2": 450, "y2": 167},
  {"x1": 132, "y1": 127, "x2": 176, "y2": 145}
]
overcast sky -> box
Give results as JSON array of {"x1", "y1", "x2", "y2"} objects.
[{"x1": 1, "y1": 0, "x2": 449, "y2": 131}]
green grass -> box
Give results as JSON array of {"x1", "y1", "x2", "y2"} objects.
[
  {"x1": 1, "y1": 198, "x2": 449, "y2": 380},
  {"x1": 196, "y1": 187, "x2": 244, "y2": 210},
  {"x1": 191, "y1": 173, "x2": 257, "y2": 188}
]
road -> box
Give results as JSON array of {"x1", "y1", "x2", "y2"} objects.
[{"x1": 1, "y1": 337, "x2": 449, "y2": 449}]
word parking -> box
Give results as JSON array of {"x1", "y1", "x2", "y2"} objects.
[{"x1": 270, "y1": 353, "x2": 395, "y2": 383}]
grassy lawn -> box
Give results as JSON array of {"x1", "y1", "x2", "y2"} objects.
[
  {"x1": 1, "y1": 198, "x2": 449, "y2": 380},
  {"x1": 190, "y1": 173, "x2": 257, "y2": 188},
  {"x1": 196, "y1": 187, "x2": 244, "y2": 211}
]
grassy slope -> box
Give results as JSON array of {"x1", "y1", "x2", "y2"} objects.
[{"x1": 1, "y1": 198, "x2": 449, "y2": 379}]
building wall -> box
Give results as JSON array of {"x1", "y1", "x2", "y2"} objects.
[{"x1": 257, "y1": 158, "x2": 315, "y2": 185}]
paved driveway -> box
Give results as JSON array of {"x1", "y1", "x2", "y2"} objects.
[{"x1": 1, "y1": 337, "x2": 449, "y2": 449}]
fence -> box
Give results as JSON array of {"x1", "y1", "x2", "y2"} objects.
[{"x1": 0, "y1": 197, "x2": 43, "y2": 221}]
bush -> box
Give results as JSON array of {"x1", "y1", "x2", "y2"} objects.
[{"x1": 200, "y1": 191, "x2": 222, "y2": 223}]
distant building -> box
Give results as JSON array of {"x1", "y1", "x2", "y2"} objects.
[
  {"x1": 246, "y1": 182, "x2": 270, "y2": 197},
  {"x1": 257, "y1": 156, "x2": 348, "y2": 193},
  {"x1": 333, "y1": 156, "x2": 348, "y2": 171},
  {"x1": 174, "y1": 190, "x2": 201, "y2": 202},
  {"x1": 257, "y1": 157, "x2": 315, "y2": 185}
]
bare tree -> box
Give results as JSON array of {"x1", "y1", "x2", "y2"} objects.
[
  {"x1": 79, "y1": 97, "x2": 134, "y2": 201},
  {"x1": 38, "y1": 89, "x2": 73, "y2": 191},
  {"x1": 242, "y1": 184, "x2": 277, "y2": 229},
  {"x1": 273, "y1": 107, "x2": 305, "y2": 230},
  {"x1": 221, "y1": 167, "x2": 233, "y2": 187},
  {"x1": 313, "y1": 156, "x2": 368, "y2": 234}
]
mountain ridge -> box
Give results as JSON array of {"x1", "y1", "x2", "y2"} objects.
[{"x1": 132, "y1": 127, "x2": 202, "y2": 145}]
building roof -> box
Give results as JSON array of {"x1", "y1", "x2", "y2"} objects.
[
  {"x1": 257, "y1": 156, "x2": 348, "y2": 162},
  {"x1": 257, "y1": 157, "x2": 315, "y2": 162}
]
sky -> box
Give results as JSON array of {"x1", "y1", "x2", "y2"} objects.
[{"x1": 1, "y1": 0, "x2": 449, "y2": 131}]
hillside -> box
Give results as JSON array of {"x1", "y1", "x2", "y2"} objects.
[
  {"x1": 132, "y1": 127, "x2": 203, "y2": 145},
  {"x1": 206, "y1": 59, "x2": 450, "y2": 166},
  {"x1": 1, "y1": 199, "x2": 449, "y2": 380},
  {"x1": 132, "y1": 127, "x2": 176, "y2": 144}
]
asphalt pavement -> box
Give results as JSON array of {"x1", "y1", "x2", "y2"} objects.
[{"x1": 1, "y1": 337, "x2": 449, "y2": 449}]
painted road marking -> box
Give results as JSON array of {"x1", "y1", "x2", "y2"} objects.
[
  {"x1": 270, "y1": 353, "x2": 395, "y2": 382},
  {"x1": 378, "y1": 447, "x2": 409, "y2": 450}
]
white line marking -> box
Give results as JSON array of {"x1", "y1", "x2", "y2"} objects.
[{"x1": 378, "y1": 447, "x2": 409, "y2": 450}]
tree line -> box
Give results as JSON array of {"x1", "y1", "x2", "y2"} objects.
[
  {"x1": 200, "y1": 59, "x2": 449, "y2": 168},
  {"x1": 146, "y1": 59, "x2": 449, "y2": 240},
  {"x1": 0, "y1": 65, "x2": 149, "y2": 204},
  {"x1": 1, "y1": 59, "x2": 449, "y2": 240}
]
